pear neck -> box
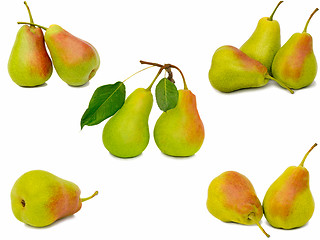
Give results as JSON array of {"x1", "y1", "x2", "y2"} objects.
[
  {"x1": 303, "y1": 8, "x2": 319, "y2": 33},
  {"x1": 299, "y1": 143, "x2": 317, "y2": 167},
  {"x1": 269, "y1": 1, "x2": 283, "y2": 21}
]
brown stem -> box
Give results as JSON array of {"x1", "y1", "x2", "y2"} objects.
[
  {"x1": 140, "y1": 60, "x2": 163, "y2": 68},
  {"x1": 168, "y1": 64, "x2": 188, "y2": 90},
  {"x1": 140, "y1": 60, "x2": 188, "y2": 90}
]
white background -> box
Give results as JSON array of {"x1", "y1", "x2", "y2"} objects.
[{"x1": 1, "y1": 0, "x2": 320, "y2": 239}]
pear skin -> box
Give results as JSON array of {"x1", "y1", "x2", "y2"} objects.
[
  {"x1": 207, "y1": 171, "x2": 269, "y2": 237},
  {"x1": 153, "y1": 89, "x2": 204, "y2": 157},
  {"x1": 263, "y1": 143, "x2": 317, "y2": 229},
  {"x1": 102, "y1": 88, "x2": 153, "y2": 158},
  {"x1": 271, "y1": 9, "x2": 318, "y2": 89},
  {"x1": 8, "y1": 2, "x2": 52, "y2": 87},
  {"x1": 11, "y1": 170, "x2": 98, "y2": 227},
  {"x1": 44, "y1": 24, "x2": 100, "y2": 86},
  {"x1": 240, "y1": 1, "x2": 283, "y2": 72}
]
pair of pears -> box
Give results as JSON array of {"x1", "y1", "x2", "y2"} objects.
[
  {"x1": 102, "y1": 87, "x2": 205, "y2": 158},
  {"x1": 8, "y1": 2, "x2": 100, "y2": 87},
  {"x1": 11, "y1": 170, "x2": 98, "y2": 227},
  {"x1": 206, "y1": 144, "x2": 317, "y2": 237},
  {"x1": 209, "y1": 1, "x2": 317, "y2": 92}
]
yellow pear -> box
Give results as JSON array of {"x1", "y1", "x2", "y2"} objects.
[
  {"x1": 207, "y1": 171, "x2": 269, "y2": 237},
  {"x1": 11, "y1": 170, "x2": 98, "y2": 227},
  {"x1": 263, "y1": 143, "x2": 317, "y2": 229}
]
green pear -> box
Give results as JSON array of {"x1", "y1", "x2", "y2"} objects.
[
  {"x1": 208, "y1": 45, "x2": 293, "y2": 93},
  {"x1": 263, "y1": 143, "x2": 317, "y2": 229},
  {"x1": 271, "y1": 8, "x2": 318, "y2": 89},
  {"x1": 8, "y1": 2, "x2": 52, "y2": 87},
  {"x1": 11, "y1": 170, "x2": 98, "y2": 227},
  {"x1": 240, "y1": 1, "x2": 283, "y2": 72},
  {"x1": 102, "y1": 88, "x2": 153, "y2": 158},
  {"x1": 153, "y1": 89, "x2": 204, "y2": 157},
  {"x1": 207, "y1": 171, "x2": 269, "y2": 237},
  {"x1": 44, "y1": 24, "x2": 100, "y2": 86}
]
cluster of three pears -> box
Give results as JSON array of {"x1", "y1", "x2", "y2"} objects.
[
  {"x1": 102, "y1": 76, "x2": 204, "y2": 158},
  {"x1": 8, "y1": 2, "x2": 100, "y2": 87},
  {"x1": 208, "y1": 1, "x2": 289, "y2": 93},
  {"x1": 209, "y1": 1, "x2": 318, "y2": 93}
]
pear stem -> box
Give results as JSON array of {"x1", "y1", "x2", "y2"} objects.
[
  {"x1": 248, "y1": 213, "x2": 270, "y2": 238},
  {"x1": 299, "y1": 143, "x2": 317, "y2": 167},
  {"x1": 17, "y1": 21, "x2": 47, "y2": 30},
  {"x1": 267, "y1": 75, "x2": 294, "y2": 94},
  {"x1": 303, "y1": 8, "x2": 319, "y2": 33},
  {"x1": 122, "y1": 66, "x2": 155, "y2": 83},
  {"x1": 140, "y1": 60, "x2": 188, "y2": 90},
  {"x1": 269, "y1": 1, "x2": 284, "y2": 21},
  {"x1": 146, "y1": 67, "x2": 165, "y2": 91},
  {"x1": 169, "y1": 64, "x2": 188, "y2": 90},
  {"x1": 23, "y1": 1, "x2": 34, "y2": 24},
  {"x1": 80, "y1": 191, "x2": 98, "y2": 202}
]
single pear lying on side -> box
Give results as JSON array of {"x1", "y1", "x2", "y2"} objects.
[
  {"x1": 102, "y1": 88, "x2": 153, "y2": 158},
  {"x1": 240, "y1": 1, "x2": 283, "y2": 72},
  {"x1": 263, "y1": 143, "x2": 317, "y2": 229},
  {"x1": 271, "y1": 8, "x2": 318, "y2": 89},
  {"x1": 44, "y1": 24, "x2": 100, "y2": 86},
  {"x1": 8, "y1": 2, "x2": 52, "y2": 87},
  {"x1": 208, "y1": 45, "x2": 293, "y2": 93},
  {"x1": 153, "y1": 89, "x2": 204, "y2": 157},
  {"x1": 11, "y1": 170, "x2": 98, "y2": 227},
  {"x1": 207, "y1": 171, "x2": 270, "y2": 237}
]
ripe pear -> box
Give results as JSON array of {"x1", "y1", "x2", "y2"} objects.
[
  {"x1": 8, "y1": 2, "x2": 52, "y2": 87},
  {"x1": 207, "y1": 171, "x2": 269, "y2": 237},
  {"x1": 11, "y1": 170, "x2": 98, "y2": 227},
  {"x1": 263, "y1": 143, "x2": 317, "y2": 229},
  {"x1": 44, "y1": 24, "x2": 100, "y2": 86},
  {"x1": 208, "y1": 45, "x2": 293, "y2": 93},
  {"x1": 240, "y1": 1, "x2": 283, "y2": 72},
  {"x1": 271, "y1": 8, "x2": 318, "y2": 89},
  {"x1": 153, "y1": 89, "x2": 204, "y2": 157},
  {"x1": 102, "y1": 88, "x2": 153, "y2": 158}
]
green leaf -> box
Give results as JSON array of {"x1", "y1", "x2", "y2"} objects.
[
  {"x1": 155, "y1": 78, "x2": 179, "y2": 112},
  {"x1": 80, "y1": 81, "x2": 126, "y2": 129}
]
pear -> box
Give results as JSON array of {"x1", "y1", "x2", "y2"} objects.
[
  {"x1": 11, "y1": 170, "x2": 98, "y2": 227},
  {"x1": 153, "y1": 89, "x2": 204, "y2": 157},
  {"x1": 102, "y1": 88, "x2": 153, "y2": 158},
  {"x1": 8, "y1": 2, "x2": 52, "y2": 87},
  {"x1": 208, "y1": 45, "x2": 293, "y2": 93},
  {"x1": 271, "y1": 8, "x2": 318, "y2": 89},
  {"x1": 207, "y1": 171, "x2": 270, "y2": 237},
  {"x1": 240, "y1": 1, "x2": 283, "y2": 72},
  {"x1": 44, "y1": 24, "x2": 100, "y2": 86},
  {"x1": 263, "y1": 143, "x2": 317, "y2": 229}
]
